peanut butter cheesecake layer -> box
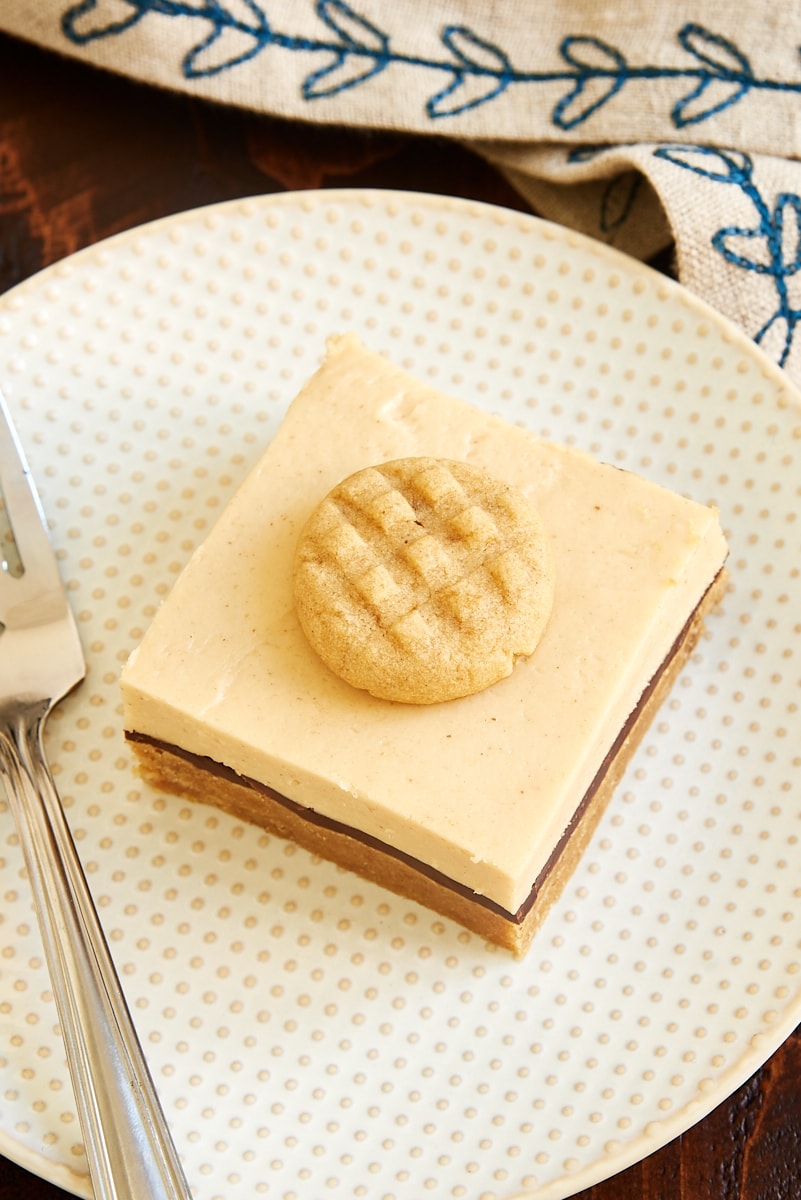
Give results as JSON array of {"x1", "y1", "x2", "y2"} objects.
[
  {"x1": 125, "y1": 570, "x2": 724, "y2": 956},
  {"x1": 121, "y1": 334, "x2": 729, "y2": 954}
]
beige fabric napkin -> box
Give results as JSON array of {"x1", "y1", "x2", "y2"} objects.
[{"x1": 5, "y1": 1, "x2": 801, "y2": 384}]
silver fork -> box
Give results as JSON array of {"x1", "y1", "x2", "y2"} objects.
[{"x1": 0, "y1": 391, "x2": 192, "y2": 1200}]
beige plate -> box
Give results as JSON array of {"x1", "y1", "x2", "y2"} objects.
[{"x1": 0, "y1": 190, "x2": 799, "y2": 1200}]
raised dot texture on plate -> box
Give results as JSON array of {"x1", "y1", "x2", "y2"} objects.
[{"x1": 0, "y1": 189, "x2": 799, "y2": 1200}]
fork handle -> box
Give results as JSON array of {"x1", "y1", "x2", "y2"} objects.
[{"x1": 0, "y1": 702, "x2": 192, "y2": 1200}]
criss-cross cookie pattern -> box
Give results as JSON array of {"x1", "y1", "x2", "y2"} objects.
[
  {"x1": 293, "y1": 457, "x2": 555, "y2": 703},
  {"x1": 326, "y1": 459, "x2": 534, "y2": 631}
]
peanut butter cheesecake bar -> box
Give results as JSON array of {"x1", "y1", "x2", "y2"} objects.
[{"x1": 121, "y1": 334, "x2": 728, "y2": 955}]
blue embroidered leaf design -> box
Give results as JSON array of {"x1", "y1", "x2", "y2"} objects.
[
  {"x1": 774, "y1": 192, "x2": 801, "y2": 275},
  {"x1": 657, "y1": 144, "x2": 801, "y2": 371},
  {"x1": 316, "y1": 0, "x2": 388, "y2": 51},
  {"x1": 600, "y1": 172, "x2": 643, "y2": 233},
  {"x1": 304, "y1": 0, "x2": 390, "y2": 98},
  {"x1": 754, "y1": 311, "x2": 795, "y2": 364},
  {"x1": 183, "y1": 3, "x2": 270, "y2": 79},
  {"x1": 61, "y1": 0, "x2": 144, "y2": 42},
  {"x1": 427, "y1": 26, "x2": 512, "y2": 117},
  {"x1": 673, "y1": 77, "x2": 752, "y2": 126},
  {"x1": 56, "y1": 7, "x2": 801, "y2": 143},
  {"x1": 553, "y1": 37, "x2": 627, "y2": 129},
  {"x1": 567, "y1": 144, "x2": 616, "y2": 164},
  {"x1": 713, "y1": 224, "x2": 774, "y2": 273},
  {"x1": 673, "y1": 23, "x2": 753, "y2": 126},
  {"x1": 712, "y1": 194, "x2": 801, "y2": 276},
  {"x1": 678, "y1": 23, "x2": 752, "y2": 75},
  {"x1": 654, "y1": 145, "x2": 753, "y2": 185},
  {"x1": 442, "y1": 24, "x2": 511, "y2": 73},
  {"x1": 754, "y1": 303, "x2": 801, "y2": 367}
]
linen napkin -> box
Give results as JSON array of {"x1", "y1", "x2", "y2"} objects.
[{"x1": 5, "y1": 0, "x2": 801, "y2": 385}]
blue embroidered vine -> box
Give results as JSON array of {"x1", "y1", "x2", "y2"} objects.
[
  {"x1": 61, "y1": 2, "x2": 801, "y2": 127},
  {"x1": 655, "y1": 145, "x2": 801, "y2": 368}
]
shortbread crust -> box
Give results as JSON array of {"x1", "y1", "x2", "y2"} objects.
[{"x1": 121, "y1": 334, "x2": 728, "y2": 952}]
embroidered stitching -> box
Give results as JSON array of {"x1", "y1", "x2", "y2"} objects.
[
  {"x1": 655, "y1": 145, "x2": 801, "y2": 367},
  {"x1": 566, "y1": 146, "x2": 645, "y2": 234},
  {"x1": 60, "y1": 2, "x2": 801, "y2": 127}
]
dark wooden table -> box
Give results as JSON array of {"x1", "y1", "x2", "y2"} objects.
[{"x1": 0, "y1": 27, "x2": 799, "y2": 1200}]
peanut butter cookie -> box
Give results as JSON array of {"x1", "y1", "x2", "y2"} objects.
[{"x1": 293, "y1": 457, "x2": 554, "y2": 704}]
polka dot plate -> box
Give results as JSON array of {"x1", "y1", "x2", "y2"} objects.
[{"x1": 0, "y1": 189, "x2": 799, "y2": 1200}]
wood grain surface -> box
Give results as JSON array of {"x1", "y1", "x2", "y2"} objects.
[{"x1": 0, "y1": 26, "x2": 798, "y2": 1200}]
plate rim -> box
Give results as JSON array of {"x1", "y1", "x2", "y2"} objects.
[{"x1": 7, "y1": 183, "x2": 801, "y2": 410}]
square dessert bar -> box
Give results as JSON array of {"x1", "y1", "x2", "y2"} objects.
[{"x1": 122, "y1": 334, "x2": 728, "y2": 955}]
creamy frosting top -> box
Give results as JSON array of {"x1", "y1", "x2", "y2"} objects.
[{"x1": 122, "y1": 334, "x2": 728, "y2": 912}]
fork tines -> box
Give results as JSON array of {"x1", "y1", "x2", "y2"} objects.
[{"x1": 0, "y1": 391, "x2": 65, "y2": 615}]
